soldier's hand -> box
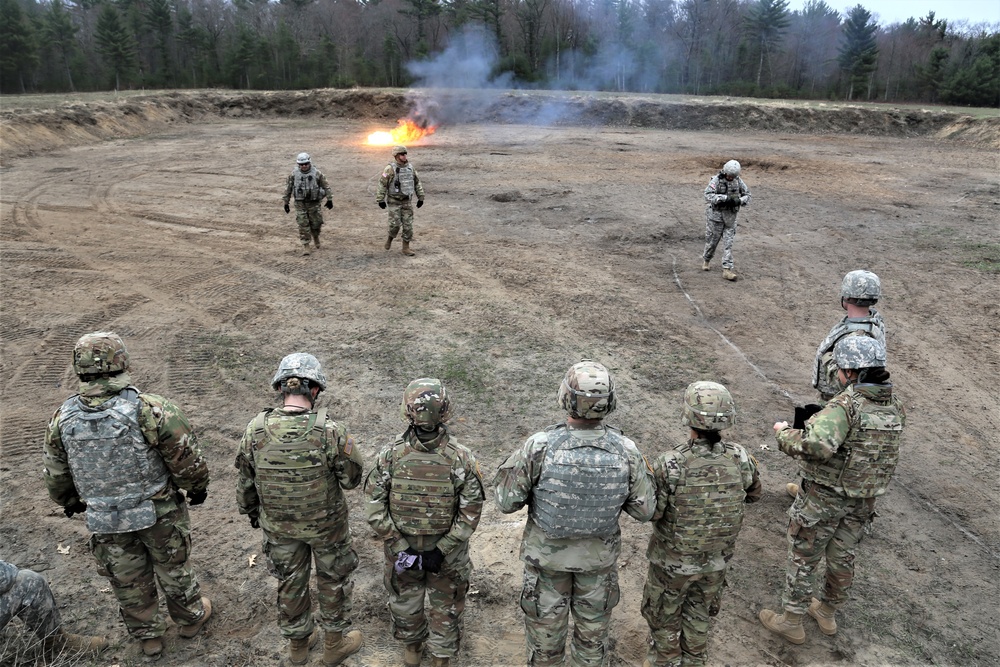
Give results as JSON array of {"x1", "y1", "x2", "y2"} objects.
[
  {"x1": 186, "y1": 488, "x2": 208, "y2": 506},
  {"x1": 378, "y1": 201, "x2": 387, "y2": 209},
  {"x1": 416, "y1": 200, "x2": 424, "y2": 208},
  {"x1": 249, "y1": 515, "x2": 260, "y2": 529},
  {"x1": 715, "y1": 195, "x2": 728, "y2": 205},
  {"x1": 64, "y1": 499, "x2": 87, "y2": 518},
  {"x1": 284, "y1": 203, "x2": 290, "y2": 214},
  {"x1": 325, "y1": 200, "x2": 333, "y2": 210},
  {"x1": 421, "y1": 547, "x2": 444, "y2": 573}
]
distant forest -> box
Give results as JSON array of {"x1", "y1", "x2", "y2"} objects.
[{"x1": 1, "y1": 0, "x2": 998, "y2": 106}]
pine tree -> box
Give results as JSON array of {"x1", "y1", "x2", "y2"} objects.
[
  {"x1": 95, "y1": 3, "x2": 138, "y2": 91},
  {"x1": 838, "y1": 4, "x2": 878, "y2": 100},
  {"x1": 746, "y1": 0, "x2": 791, "y2": 89},
  {"x1": 0, "y1": 0, "x2": 38, "y2": 92},
  {"x1": 45, "y1": 0, "x2": 79, "y2": 91}
]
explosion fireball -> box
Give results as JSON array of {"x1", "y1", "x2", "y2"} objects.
[{"x1": 367, "y1": 119, "x2": 437, "y2": 146}]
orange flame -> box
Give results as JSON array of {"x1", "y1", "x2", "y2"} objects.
[{"x1": 367, "y1": 119, "x2": 437, "y2": 146}]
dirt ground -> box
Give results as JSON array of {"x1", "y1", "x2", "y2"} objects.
[{"x1": 1, "y1": 91, "x2": 998, "y2": 667}]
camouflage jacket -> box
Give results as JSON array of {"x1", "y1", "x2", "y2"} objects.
[
  {"x1": 493, "y1": 423, "x2": 655, "y2": 572},
  {"x1": 365, "y1": 425, "x2": 484, "y2": 555},
  {"x1": 647, "y1": 437, "x2": 760, "y2": 575},
  {"x1": 44, "y1": 373, "x2": 209, "y2": 517},
  {"x1": 283, "y1": 168, "x2": 332, "y2": 204},
  {"x1": 235, "y1": 406, "x2": 363, "y2": 538},
  {"x1": 704, "y1": 173, "x2": 750, "y2": 222},
  {"x1": 376, "y1": 162, "x2": 425, "y2": 204},
  {"x1": 813, "y1": 309, "x2": 887, "y2": 398},
  {"x1": 0, "y1": 560, "x2": 18, "y2": 595}
]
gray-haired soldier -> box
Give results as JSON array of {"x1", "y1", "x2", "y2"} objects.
[{"x1": 703, "y1": 159, "x2": 751, "y2": 281}]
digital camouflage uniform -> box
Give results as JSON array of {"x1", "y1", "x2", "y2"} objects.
[
  {"x1": 641, "y1": 438, "x2": 761, "y2": 667},
  {"x1": 365, "y1": 424, "x2": 485, "y2": 661},
  {"x1": 774, "y1": 382, "x2": 904, "y2": 614},
  {"x1": 234, "y1": 406, "x2": 364, "y2": 640},
  {"x1": 702, "y1": 173, "x2": 750, "y2": 270},
  {"x1": 494, "y1": 424, "x2": 655, "y2": 667},
  {"x1": 376, "y1": 159, "x2": 425, "y2": 242},
  {"x1": 283, "y1": 166, "x2": 333, "y2": 249},
  {"x1": 813, "y1": 311, "x2": 886, "y2": 401},
  {"x1": 43, "y1": 372, "x2": 210, "y2": 641},
  {"x1": 0, "y1": 560, "x2": 60, "y2": 640}
]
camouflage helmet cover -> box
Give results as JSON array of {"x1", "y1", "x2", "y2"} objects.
[
  {"x1": 833, "y1": 336, "x2": 886, "y2": 370},
  {"x1": 681, "y1": 381, "x2": 736, "y2": 431},
  {"x1": 558, "y1": 360, "x2": 617, "y2": 420},
  {"x1": 271, "y1": 352, "x2": 328, "y2": 390},
  {"x1": 722, "y1": 160, "x2": 741, "y2": 177},
  {"x1": 296, "y1": 152, "x2": 311, "y2": 164},
  {"x1": 392, "y1": 145, "x2": 408, "y2": 156},
  {"x1": 840, "y1": 270, "x2": 881, "y2": 304},
  {"x1": 400, "y1": 378, "x2": 451, "y2": 427},
  {"x1": 73, "y1": 331, "x2": 130, "y2": 376}
]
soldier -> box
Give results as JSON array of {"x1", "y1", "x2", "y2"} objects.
[
  {"x1": 760, "y1": 336, "x2": 904, "y2": 645},
  {"x1": 494, "y1": 360, "x2": 655, "y2": 667},
  {"x1": 283, "y1": 152, "x2": 334, "y2": 256},
  {"x1": 702, "y1": 159, "x2": 751, "y2": 281},
  {"x1": 365, "y1": 378, "x2": 485, "y2": 667},
  {"x1": 43, "y1": 332, "x2": 212, "y2": 658},
  {"x1": 0, "y1": 559, "x2": 108, "y2": 659},
  {"x1": 641, "y1": 382, "x2": 761, "y2": 667},
  {"x1": 376, "y1": 145, "x2": 425, "y2": 256},
  {"x1": 235, "y1": 353, "x2": 364, "y2": 666}
]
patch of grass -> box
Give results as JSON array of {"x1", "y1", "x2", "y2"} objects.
[{"x1": 961, "y1": 242, "x2": 1000, "y2": 273}]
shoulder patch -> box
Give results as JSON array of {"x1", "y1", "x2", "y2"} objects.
[{"x1": 343, "y1": 435, "x2": 354, "y2": 456}]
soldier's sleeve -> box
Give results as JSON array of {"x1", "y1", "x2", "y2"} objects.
[
  {"x1": 740, "y1": 178, "x2": 751, "y2": 205},
  {"x1": 774, "y1": 398, "x2": 852, "y2": 462},
  {"x1": 234, "y1": 421, "x2": 260, "y2": 519},
  {"x1": 436, "y1": 447, "x2": 485, "y2": 555},
  {"x1": 649, "y1": 452, "x2": 681, "y2": 522},
  {"x1": 139, "y1": 394, "x2": 210, "y2": 494},
  {"x1": 622, "y1": 440, "x2": 655, "y2": 523},
  {"x1": 704, "y1": 176, "x2": 718, "y2": 202},
  {"x1": 735, "y1": 445, "x2": 762, "y2": 503},
  {"x1": 318, "y1": 171, "x2": 333, "y2": 201},
  {"x1": 328, "y1": 421, "x2": 363, "y2": 490},
  {"x1": 364, "y1": 447, "x2": 408, "y2": 553},
  {"x1": 492, "y1": 435, "x2": 544, "y2": 514},
  {"x1": 376, "y1": 166, "x2": 391, "y2": 201},
  {"x1": 43, "y1": 407, "x2": 80, "y2": 508},
  {"x1": 413, "y1": 168, "x2": 425, "y2": 199},
  {"x1": 283, "y1": 173, "x2": 293, "y2": 203}
]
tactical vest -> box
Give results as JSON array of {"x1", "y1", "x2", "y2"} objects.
[
  {"x1": 654, "y1": 442, "x2": 746, "y2": 555},
  {"x1": 292, "y1": 168, "x2": 325, "y2": 202},
  {"x1": 531, "y1": 424, "x2": 630, "y2": 539},
  {"x1": 813, "y1": 316, "x2": 885, "y2": 393},
  {"x1": 388, "y1": 436, "x2": 457, "y2": 535},
  {"x1": 59, "y1": 389, "x2": 169, "y2": 534},
  {"x1": 250, "y1": 408, "x2": 333, "y2": 539},
  {"x1": 392, "y1": 164, "x2": 415, "y2": 197},
  {"x1": 800, "y1": 387, "x2": 903, "y2": 498}
]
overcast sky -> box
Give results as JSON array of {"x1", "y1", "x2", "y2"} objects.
[{"x1": 787, "y1": 0, "x2": 1000, "y2": 27}]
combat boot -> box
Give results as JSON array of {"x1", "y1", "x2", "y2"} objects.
[
  {"x1": 287, "y1": 630, "x2": 320, "y2": 665},
  {"x1": 759, "y1": 609, "x2": 805, "y2": 644},
  {"x1": 431, "y1": 657, "x2": 450, "y2": 667},
  {"x1": 301, "y1": 243, "x2": 311, "y2": 256},
  {"x1": 808, "y1": 598, "x2": 838, "y2": 635},
  {"x1": 401, "y1": 241, "x2": 415, "y2": 256},
  {"x1": 312, "y1": 233, "x2": 321, "y2": 249},
  {"x1": 786, "y1": 482, "x2": 800, "y2": 497},
  {"x1": 385, "y1": 236, "x2": 394, "y2": 250},
  {"x1": 178, "y1": 597, "x2": 212, "y2": 638},
  {"x1": 702, "y1": 259, "x2": 711, "y2": 271},
  {"x1": 723, "y1": 268, "x2": 738, "y2": 281},
  {"x1": 403, "y1": 642, "x2": 423, "y2": 667},
  {"x1": 323, "y1": 630, "x2": 362, "y2": 666},
  {"x1": 141, "y1": 637, "x2": 164, "y2": 657},
  {"x1": 43, "y1": 629, "x2": 108, "y2": 658}
]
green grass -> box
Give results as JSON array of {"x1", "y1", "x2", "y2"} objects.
[{"x1": 961, "y1": 242, "x2": 1000, "y2": 273}]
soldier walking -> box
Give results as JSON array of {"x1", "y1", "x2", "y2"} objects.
[
  {"x1": 641, "y1": 382, "x2": 760, "y2": 667},
  {"x1": 283, "y1": 152, "x2": 333, "y2": 255},
  {"x1": 494, "y1": 360, "x2": 655, "y2": 666},
  {"x1": 235, "y1": 353, "x2": 364, "y2": 666},
  {"x1": 702, "y1": 160, "x2": 751, "y2": 281},
  {"x1": 376, "y1": 145, "x2": 425, "y2": 256},
  {"x1": 365, "y1": 378, "x2": 485, "y2": 667},
  {"x1": 43, "y1": 332, "x2": 212, "y2": 658}
]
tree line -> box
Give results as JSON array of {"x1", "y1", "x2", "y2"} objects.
[{"x1": 1, "y1": 0, "x2": 997, "y2": 107}]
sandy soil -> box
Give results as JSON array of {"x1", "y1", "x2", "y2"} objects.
[{"x1": 1, "y1": 91, "x2": 998, "y2": 667}]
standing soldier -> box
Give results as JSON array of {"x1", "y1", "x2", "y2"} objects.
[
  {"x1": 365, "y1": 378, "x2": 485, "y2": 667},
  {"x1": 235, "y1": 353, "x2": 364, "y2": 666},
  {"x1": 494, "y1": 360, "x2": 655, "y2": 667},
  {"x1": 702, "y1": 159, "x2": 751, "y2": 281},
  {"x1": 760, "y1": 336, "x2": 904, "y2": 645},
  {"x1": 43, "y1": 332, "x2": 212, "y2": 658},
  {"x1": 641, "y1": 382, "x2": 761, "y2": 667},
  {"x1": 376, "y1": 145, "x2": 425, "y2": 256},
  {"x1": 283, "y1": 152, "x2": 334, "y2": 256}
]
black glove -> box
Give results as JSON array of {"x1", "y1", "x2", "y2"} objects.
[
  {"x1": 186, "y1": 489, "x2": 208, "y2": 506},
  {"x1": 421, "y1": 547, "x2": 444, "y2": 573},
  {"x1": 416, "y1": 200, "x2": 424, "y2": 208},
  {"x1": 284, "y1": 203, "x2": 290, "y2": 214},
  {"x1": 325, "y1": 200, "x2": 333, "y2": 210},
  {"x1": 64, "y1": 499, "x2": 87, "y2": 518},
  {"x1": 793, "y1": 404, "x2": 824, "y2": 429},
  {"x1": 249, "y1": 515, "x2": 260, "y2": 529},
  {"x1": 378, "y1": 201, "x2": 387, "y2": 209}
]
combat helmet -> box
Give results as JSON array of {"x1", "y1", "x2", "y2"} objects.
[
  {"x1": 722, "y1": 160, "x2": 741, "y2": 177},
  {"x1": 833, "y1": 336, "x2": 886, "y2": 370},
  {"x1": 73, "y1": 331, "x2": 130, "y2": 377},
  {"x1": 840, "y1": 270, "x2": 881, "y2": 306},
  {"x1": 296, "y1": 152, "x2": 311, "y2": 164},
  {"x1": 558, "y1": 360, "x2": 617, "y2": 420},
  {"x1": 400, "y1": 378, "x2": 451, "y2": 429},
  {"x1": 681, "y1": 381, "x2": 736, "y2": 431},
  {"x1": 392, "y1": 145, "x2": 408, "y2": 156},
  {"x1": 271, "y1": 352, "x2": 328, "y2": 391}
]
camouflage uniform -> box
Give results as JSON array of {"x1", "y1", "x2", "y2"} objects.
[
  {"x1": 0, "y1": 560, "x2": 60, "y2": 640},
  {"x1": 702, "y1": 172, "x2": 750, "y2": 270},
  {"x1": 376, "y1": 158, "x2": 425, "y2": 243},
  {"x1": 494, "y1": 424, "x2": 655, "y2": 666},
  {"x1": 234, "y1": 406, "x2": 364, "y2": 640},
  {"x1": 365, "y1": 424, "x2": 484, "y2": 661},
  {"x1": 43, "y1": 372, "x2": 210, "y2": 641},
  {"x1": 813, "y1": 315, "x2": 886, "y2": 401},
  {"x1": 283, "y1": 166, "x2": 332, "y2": 248},
  {"x1": 641, "y1": 438, "x2": 760, "y2": 667}
]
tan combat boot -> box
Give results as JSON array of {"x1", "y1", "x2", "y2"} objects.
[
  {"x1": 178, "y1": 597, "x2": 212, "y2": 638},
  {"x1": 323, "y1": 630, "x2": 362, "y2": 666},
  {"x1": 301, "y1": 243, "x2": 311, "y2": 256},
  {"x1": 808, "y1": 598, "x2": 838, "y2": 635},
  {"x1": 141, "y1": 637, "x2": 164, "y2": 657},
  {"x1": 702, "y1": 259, "x2": 711, "y2": 271},
  {"x1": 786, "y1": 482, "x2": 800, "y2": 497},
  {"x1": 723, "y1": 268, "x2": 738, "y2": 281},
  {"x1": 287, "y1": 630, "x2": 320, "y2": 665},
  {"x1": 403, "y1": 642, "x2": 423, "y2": 667},
  {"x1": 385, "y1": 236, "x2": 394, "y2": 250},
  {"x1": 759, "y1": 609, "x2": 805, "y2": 644},
  {"x1": 431, "y1": 657, "x2": 450, "y2": 667},
  {"x1": 44, "y1": 629, "x2": 109, "y2": 658},
  {"x1": 401, "y1": 241, "x2": 415, "y2": 256}
]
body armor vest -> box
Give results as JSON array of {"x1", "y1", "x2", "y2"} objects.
[
  {"x1": 654, "y1": 442, "x2": 746, "y2": 555},
  {"x1": 388, "y1": 436, "x2": 457, "y2": 535},
  {"x1": 59, "y1": 389, "x2": 169, "y2": 534},
  {"x1": 531, "y1": 425, "x2": 630, "y2": 539},
  {"x1": 293, "y1": 168, "x2": 325, "y2": 202},
  {"x1": 250, "y1": 408, "x2": 333, "y2": 539},
  {"x1": 813, "y1": 314, "x2": 885, "y2": 391},
  {"x1": 800, "y1": 387, "x2": 903, "y2": 498},
  {"x1": 392, "y1": 164, "x2": 415, "y2": 197}
]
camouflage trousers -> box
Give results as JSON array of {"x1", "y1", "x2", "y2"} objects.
[
  {"x1": 519, "y1": 563, "x2": 620, "y2": 667},
  {"x1": 0, "y1": 563, "x2": 61, "y2": 639},
  {"x1": 294, "y1": 201, "x2": 324, "y2": 245},
  {"x1": 382, "y1": 540, "x2": 472, "y2": 659},
  {"x1": 89, "y1": 502, "x2": 206, "y2": 639},
  {"x1": 640, "y1": 564, "x2": 725, "y2": 667},
  {"x1": 782, "y1": 480, "x2": 876, "y2": 614},
  {"x1": 387, "y1": 201, "x2": 414, "y2": 242},
  {"x1": 703, "y1": 215, "x2": 737, "y2": 269},
  {"x1": 262, "y1": 530, "x2": 359, "y2": 639}
]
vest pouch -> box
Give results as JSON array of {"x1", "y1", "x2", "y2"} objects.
[{"x1": 85, "y1": 496, "x2": 157, "y2": 534}]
